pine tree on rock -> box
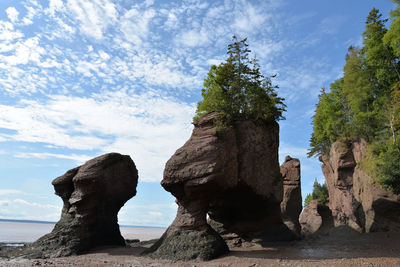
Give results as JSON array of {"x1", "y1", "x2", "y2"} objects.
[{"x1": 194, "y1": 36, "x2": 285, "y2": 126}]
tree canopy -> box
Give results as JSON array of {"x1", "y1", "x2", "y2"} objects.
[
  {"x1": 194, "y1": 36, "x2": 286, "y2": 125},
  {"x1": 309, "y1": 3, "x2": 400, "y2": 194},
  {"x1": 304, "y1": 179, "x2": 329, "y2": 206}
]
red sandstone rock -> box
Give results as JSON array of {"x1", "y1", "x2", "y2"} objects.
[
  {"x1": 148, "y1": 112, "x2": 288, "y2": 260},
  {"x1": 321, "y1": 139, "x2": 400, "y2": 232},
  {"x1": 299, "y1": 200, "x2": 333, "y2": 236},
  {"x1": 27, "y1": 153, "x2": 138, "y2": 258},
  {"x1": 280, "y1": 156, "x2": 302, "y2": 237}
]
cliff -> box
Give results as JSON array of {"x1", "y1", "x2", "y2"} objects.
[{"x1": 320, "y1": 139, "x2": 400, "y2": 232}]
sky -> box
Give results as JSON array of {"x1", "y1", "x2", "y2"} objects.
[{"x1": 0, "y1": 0, "x2": 396, "y2": 228}]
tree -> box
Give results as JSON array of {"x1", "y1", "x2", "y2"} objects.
[
  {"x1": 304, "y1": 179, "x2": 329, "y2": 206},
  {"x1": 383, "y1": 0, "x2": 400, "y2": 56},
  {"x1": 308, "y1": 79, "x2": 349, "y2": 157},
  {"x1": 194, "y1": 36, "x2": 286, "y2": 125},
  {"x1": 309, "y1": 6, "x2": 400, "y2": 194},
  {"x1": 342, "y1": 46, "x2": 379, "y2": 141},
  {"x1": 363, "y1": 8, "x2": 398, "y2": 90}
]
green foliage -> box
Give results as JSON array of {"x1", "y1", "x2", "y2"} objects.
[
  {"x1": 309, "y1": 7, "x2": 400, "y2": 193},
  {"x1": 378, "y1": 143, "x2": 400, "y2": 194},
  {"x1": 304, "y1": 179, "x2": 329, "y2": 206},
  {"x1": 194, "y1": 36, "x2": 286, "y2": 125},
  {"x1": 384, "y1": 0, "x2": 400, "y2": 56},
  {"x1": 308, "y1": 80, "x2": 350, "y2": 157}
]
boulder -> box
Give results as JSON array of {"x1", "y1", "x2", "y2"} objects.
[
  {"x1": 321, "y1": 139, "x2": 400, "y2": 232},
  {"x1": 147, "y1": 112, "x2": 288, "y2": 260},
  {"x1": 26, "y1": 153, "x2": 138, "y2": 258},
  {"x1": 299, "y1": 200, "x2": 333, "y2": 236},
  {"x1": 280, "y1": 156, "x2": 302, "y2": 237}
]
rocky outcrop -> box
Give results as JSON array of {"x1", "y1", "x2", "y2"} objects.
[
  {"x1": 26, "y1": 153, "x2": 138, "y2": 258},
  {"x1": 280, "y1": 156, "x2": 302, "y2": 237},
  {"x1": 321, "y1": 139, "x2": 400, "y2": 232},
  {"x1": 145, "y1": 112, "x2": 232, "y2": 261},
  {"x1": 299, "y1": 200, "x2": 333, "y2": 236},
  {"x1": 147, "y1": 112, "x2": 288, "y2": 260},
  {"x1": 208, "y1": 117, "x2": 284, "y2": 242}
]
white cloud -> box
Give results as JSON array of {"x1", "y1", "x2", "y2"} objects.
[
  {"x1": 179, "y1": 29, "x2": 209, "y2": 47},
  {"x1": 279, "y1": 142, "x2": 309, "y2": 163},
  {"x1": 0, "y1": 21, "x2": 24, "y2": 45},
  {"x1": 233, "y1": 2, "x2": 267, "y2": 33},
  {"x1": 0, "y1": 91, "x2": 195, "y2": 182},
  {"x1": 6, "y1": 7, "x2": 19, "y2": 23},
  {"x1": 0, "y1": 37, "x2": 44, "y2": 66},
  {"x1": 0, "y1": 189, "x2": 25, "y2": 196},
  {"x1": 13, "y1": 199, "x2": 60, "y2": 210},
  {"x1": 120, "y1": 8, "x2": 155, "y2": 46},
  {"x1": 47, "y1": 0, "x2": 65, "y2": 16},
  {"x1": 119, "y1": 202, "x2": 177, "y2": 227},
  {"x1": 15, "y1": 152, "x2": 92, "y2": 164},
  {"x1": 66, "y1": 0, "x2": 118, "y2": 39},
  {"x1": 148, "y1": 211, "x2": 163, "y2": 217}
]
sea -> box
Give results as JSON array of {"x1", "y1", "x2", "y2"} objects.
[{"x1": 0, "y1": 219, "x2": 165, "y2": 245}]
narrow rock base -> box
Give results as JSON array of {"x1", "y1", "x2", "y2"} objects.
[{"x1": 145, "y1": 226, "x2": 228, "y2": 261}]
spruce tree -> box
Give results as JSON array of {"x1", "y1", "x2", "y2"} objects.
[{"x1": 194, "y1": 36, "x2": 286, "y2": 125}]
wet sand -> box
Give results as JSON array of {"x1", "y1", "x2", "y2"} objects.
[{"x1": 1, "y1": 228, "x2": 399, "y2": 266}]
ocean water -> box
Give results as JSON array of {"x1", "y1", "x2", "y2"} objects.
[{"x1": 0, "y1": 221, "x2": 165, "y2": 243}]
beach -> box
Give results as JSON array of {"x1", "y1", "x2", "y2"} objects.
[{"x1": 1, "y1": 225, "x2": 400, "y2": 266}]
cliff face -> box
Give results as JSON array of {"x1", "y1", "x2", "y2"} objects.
[
  {"x1": 148, "y1": 112, "x2": 289, "y2": 261},
  {"x1": 321, "y1": 139, "x2": 400, "y2": 232}
]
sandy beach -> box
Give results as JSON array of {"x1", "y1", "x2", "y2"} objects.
[{"x1": 1, "y1": 229, "x2": 400, "y2": 266}]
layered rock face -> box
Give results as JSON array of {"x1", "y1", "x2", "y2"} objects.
[
  {"x1": 299, "y1": 200, "x2": 333, "y2": 236},
  {"x1": 321, "y1": 139, "x2": 400, "y2": 232},
  {"x1": 280, "y1": 156, "x2": 302, "y2": 237},
  {"x1": 27, "y1": 153, "x2": 138, "y2": 258},
  {"x1": 147, "y1": 112, "x2": 287, "y2": 260}
]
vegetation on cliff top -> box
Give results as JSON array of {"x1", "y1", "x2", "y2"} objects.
[
  {"x1": 309, "y1": 3, "x2": 400, "y2": 194},
  {"x1": 194, "y1": 36, "x2": 286, "y2": 125}
]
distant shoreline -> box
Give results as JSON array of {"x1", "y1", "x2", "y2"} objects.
[{"x1": 0, "y1": 219, "x2": 166, "y2": 229}]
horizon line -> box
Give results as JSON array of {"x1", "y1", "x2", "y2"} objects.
[{"x1": 0, "y1": 218, "x2": 167, "y2": 229}]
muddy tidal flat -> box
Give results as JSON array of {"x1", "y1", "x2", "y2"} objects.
[{"x1": 1, "y1": 229, "x2": 400, "y2": 267}]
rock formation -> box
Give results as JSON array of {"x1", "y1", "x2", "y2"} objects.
[
  {"x1": 208, "y1": 117, "x2": 285, "y2": 243},
  {"x1": 299, "y1": 200, "x2": 333, "y2": 236},
  {"x1": 280, "y1": 156, "x2": 302, "y2": 237},
  {"x1": 145, "y1": 112, "x2": 232, "y2": 261},
  {"x1": 26, "y1": 153, "x2": 138, "y2": 258},
  {"x1": 147, "y1": 112, "x2": 290, "y2": 261},
  {"x1": 321, "y1": 139, "x2": 400, "y2": 232}
]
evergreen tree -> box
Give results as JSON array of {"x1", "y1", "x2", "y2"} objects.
[
  {"x1": 384, "y1": 0, "x2": 400, "y2": 56},
  {"x1": 308, "y1": 79, "x2": 349, "y2": 157},
  {"x1": 304, "y1": 179, "x2": 329, "y2": 206},
  {"x1": 194, "y1": 36, "x2": 286, "y2": 125},
  {"x1": 309, "y1": 7, "x2": 400, "y2": 193}
]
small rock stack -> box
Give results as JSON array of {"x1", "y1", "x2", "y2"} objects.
[{"x1": 27, "y1": 153, "x2": 138, "y2": 258}]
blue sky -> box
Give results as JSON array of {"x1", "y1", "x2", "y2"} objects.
[{"x1": 0, "y1": 0, "x2": 396, "y2": 227}]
